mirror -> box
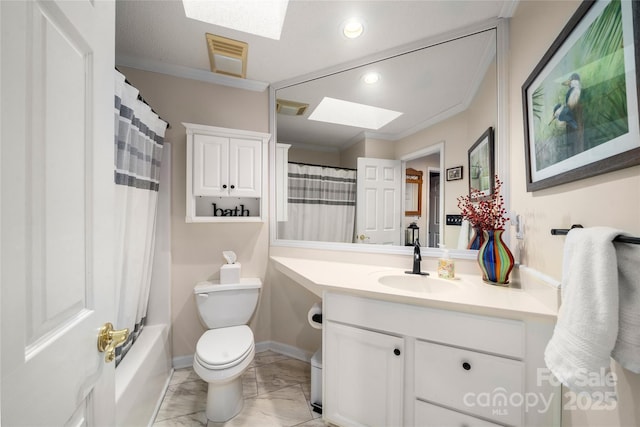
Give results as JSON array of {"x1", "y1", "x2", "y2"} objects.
[
  {"x1": 405, "y1": 168, "x2": 423, "y2": 217},
  {"x1": 270, "y1": 21, "x2": 507, "y2": 256}
]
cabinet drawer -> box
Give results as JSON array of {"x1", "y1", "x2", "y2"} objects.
[
  {"x1": 415, "y1": 400, "x2": 504, "y2": 427},
  {"x1": 415, "y1": 340, "x2": 523, "y2": 427}
]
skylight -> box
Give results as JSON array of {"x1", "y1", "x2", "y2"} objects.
[
  {"x1": 182, "y1": 0, "x2": 289, "y2": 40},
  {"x1": 308, "y1": 97, "x2": 403, "y2": 130}
]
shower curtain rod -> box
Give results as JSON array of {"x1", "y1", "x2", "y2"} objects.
[
  {"x1": 288, "y1": 161, "x2": 356, "y2": 171},
  {"x1": 116, "y1": 67, "x2": 171, "y2": 129},
  {"x1": 550, "y1": 225, "x2": 640, "y2": 245}
]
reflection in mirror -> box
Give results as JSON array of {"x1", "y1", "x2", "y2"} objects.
[
  {"x1": 405, "y1": 168, "x2": 423, "y2": 217},
  {"x1": 273, "y1": 25, "x2": 500, "y2": 254}
]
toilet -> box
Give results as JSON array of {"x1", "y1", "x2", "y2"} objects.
[{"x1": 193, "y1": 278, "x2": 262, "y2": 422}]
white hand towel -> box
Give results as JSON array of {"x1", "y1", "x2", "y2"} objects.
[
  {"x1": 611, "y1": 241, "x2": 640, "y2": 373},
  {"x1": 544, "y1": 227, "x2": 622, "y2": 397}
]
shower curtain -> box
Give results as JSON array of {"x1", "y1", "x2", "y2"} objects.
[
  {"x1": 114, "y1": 71, "x2": 167, "y2": 365},
  {"x1": 279, "y1": 163, "x2": 356, "y2": 242}
]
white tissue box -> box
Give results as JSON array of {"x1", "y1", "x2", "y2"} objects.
[{"x1": 220, "y1": 263, "x2": 241, "y2": 284}]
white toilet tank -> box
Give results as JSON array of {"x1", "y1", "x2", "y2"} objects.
[{"x1": 194, "y1": 278, "x2": 262, "y2": 329}]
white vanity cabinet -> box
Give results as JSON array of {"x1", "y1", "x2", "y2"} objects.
[
  {"x1": 184, "y1": 123, "x2": 270, "y2": 222},
  {"x1": 275, "y1": 143, "x2": 291, "y2": 222},
  {"x1": 324, "y1": 322, "x2": 404, "y2": 427},
  {"x1": 323, "y1": 292, "x2": 560, "y2": 427}
]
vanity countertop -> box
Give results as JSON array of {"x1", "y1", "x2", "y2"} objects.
[{"x1": 271, "y1": 256, "x2": 558, "y2": 319}]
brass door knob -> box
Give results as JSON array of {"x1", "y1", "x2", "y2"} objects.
[{"x1": 97, "y1": 322, "x2": 129, "y2": 363}]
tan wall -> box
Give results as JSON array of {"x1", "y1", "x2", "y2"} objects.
[
  {"x1": 510, "y1": 2, "x2": 640, "y2": 425},
  {"x1": 364, "y1": 137, "x2": 396, "y2": 160},
  {"x1": 288, "y1": 146, "x2": 341, "y2": 167},
  {"x1": 118, "y1": 67, "x2": 271, "y2": 359},
  {"x1": 339, "y1": 138, "x2": 366, "y2": 168}
]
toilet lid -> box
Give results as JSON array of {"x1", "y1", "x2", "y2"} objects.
[{"x1": 196, "y1": 325, "x2": 254, "y2": 370}]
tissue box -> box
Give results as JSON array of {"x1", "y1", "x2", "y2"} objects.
[{"x1": 220, "y1": 263, "x2": 241, "y2": 284}]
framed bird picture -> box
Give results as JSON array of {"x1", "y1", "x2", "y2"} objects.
[
  {"x1": 522, "y1": 0, "x2": 640, "y2": 191},
  {"x1": 468, "y1": 127, "x2": 494, "y2": 200}
]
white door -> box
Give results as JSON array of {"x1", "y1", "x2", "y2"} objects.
[
  {"x1": 229, "y1": 137, "x2": 261, "y2": 198},
  {"x1": 324, "y1": 321, "x2": 404, "y2": 427},
  {"x1": 193, "y1": 134, "x2": 229, "y2": 196},
  {"x1": 355, "y1": 158, "x2": 402, "y2": 245},
  {"x1": 1, "y1": 1, "x2": 116, "y2": 425}
]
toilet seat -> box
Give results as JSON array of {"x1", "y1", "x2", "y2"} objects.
[{"x1": 195, "y1": 325, "x2": 254, "y2": 370}]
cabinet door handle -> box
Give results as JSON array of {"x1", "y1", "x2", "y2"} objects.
[
  {"x1": 393, "y1": 348, "x2": 401, "y2": 356},
  {"x1": 222, "y1": 184, "x2": 227, "y2": 189},
  {"x1": 230, "y1": 185, "x2": 235, "y2": 189},
  {"x1": 462, "y1": 362, "x2": 471, "y2": 371}
]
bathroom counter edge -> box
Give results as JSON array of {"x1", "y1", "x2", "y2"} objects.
[{"x1": 270, "y1": 256, "x2": 558, "y2": 320}]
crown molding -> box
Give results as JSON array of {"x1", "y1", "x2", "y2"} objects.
[{"x1": 116, "y1": 54, "x2": 269, "y2": 92}]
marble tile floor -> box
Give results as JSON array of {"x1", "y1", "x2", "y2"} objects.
[{"x1": 154, "y1": 351, "x2": 325, "y2": 427}]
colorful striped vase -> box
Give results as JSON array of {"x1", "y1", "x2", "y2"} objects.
[
  {"x1": 477, "y1": 229, "x2": 514, "y2": 286},
  {"x1": 467, "y1": 227, "x2": 484, "y2": 250}
]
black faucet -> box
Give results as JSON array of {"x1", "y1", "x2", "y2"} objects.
[{"x1": 406, "y1": 239, "x2": 429, "y2": 275}]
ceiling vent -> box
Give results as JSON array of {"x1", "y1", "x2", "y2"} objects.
[
  {"x1": 206, "y1": 33, "x2": 248, "y2": 79},
  {"x1": 276, "y1": 99, "x2": 309, "y2": 116}
]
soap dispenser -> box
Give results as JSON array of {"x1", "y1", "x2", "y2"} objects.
[{"x1": 438, "y1": 244, "x2": 455, "y2": 279}]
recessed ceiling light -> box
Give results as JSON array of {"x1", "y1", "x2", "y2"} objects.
[
  {"x1": 308, "y1": 97, "x2": 403, "y2": 130},
  {"x1": 362, "y1": 72, "x2": 380, "y2": 84},
  {"x1": 183, "y1": 0, "x2": 289, "y2": 40},
  {"x1": 342, "y1": 19, "x2": 364, "y2": 39}
]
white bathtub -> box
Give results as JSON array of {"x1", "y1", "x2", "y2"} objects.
[{"x1": 115, "y1": 324, "x2": 172, "y2": 427}]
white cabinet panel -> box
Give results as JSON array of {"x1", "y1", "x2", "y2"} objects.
[
  {"x1": 229, "y1": 137, "x2": 261, "y2": 197},
  {"x1": 415, "y1": 400, "x2": 504, "y2": 427},
  {"x1": 193, "y1": 134, "x2": 228, "y2": 196},
  {"x1": 324, "y1": 321, "x2": 404, "y2": 427},
  {"x1": 275, "y1": 143, "x2": 291, "y2": 221},
  {"x1": 415, "y1": 340, "x2": 524, "y2": 426}
]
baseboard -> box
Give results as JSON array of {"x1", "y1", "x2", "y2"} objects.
[
  {"x1": 172, "y1": 354, "x2": 194, "y2": 370},
  {"x1": 256, "y1": 340, "x2": 315, "y2": 363},
  {"x1": 173, "y1": 340, "x2": 314, "y2": 368}
]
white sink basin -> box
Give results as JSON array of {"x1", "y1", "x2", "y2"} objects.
[{"x1": 377, "y1": 274, "x2": 459, "y2": 293}]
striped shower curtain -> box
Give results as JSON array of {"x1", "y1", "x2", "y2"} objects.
[
  {"x1": 113, "y1": 71, "x2": 167, "y2": 365},
  {"x1": 278, "y1": 163, "x2": 356, "y2": 243}
]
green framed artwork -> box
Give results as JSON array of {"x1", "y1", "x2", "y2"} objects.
[
  {"x1": 468, "y1": 127, "x2": 494, "y2": 200},
  {"x1": 522, "y1": 0, "x2": 640, "y2": 191}
]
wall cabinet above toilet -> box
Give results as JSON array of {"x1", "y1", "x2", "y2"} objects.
[{"x1": 184, "y1": 123, "x2": 270, "y2": 222}]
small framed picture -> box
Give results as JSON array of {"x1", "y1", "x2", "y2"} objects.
[{"x1": 446, "y1": 166, "x2": 463, "y2": 181}]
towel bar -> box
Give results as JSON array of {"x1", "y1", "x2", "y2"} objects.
[{"x1": 551, "y1": 225, "x2": 640, "y2": 245}]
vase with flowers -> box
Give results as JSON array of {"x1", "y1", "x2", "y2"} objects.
[{"x1": 457, "y1": 176, "x2": 514, "y2": 285}]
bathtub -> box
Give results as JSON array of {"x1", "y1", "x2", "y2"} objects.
[{"x1": 115, "y1": 324, "x2": 172, "y2": 427}]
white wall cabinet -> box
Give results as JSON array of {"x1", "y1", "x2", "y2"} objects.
[
  {"x1": 324, "y1": 322, "x2": 404, "y2": 427},
  {"x1": 275, "y1": 143, "x2": 291, "y2": 222},
  {"x1": 323, "y1": 292, "x2": 560, "y2": 427},
  {"x1": 184, "y1": 123, "x2": 270, "y2": 222}
]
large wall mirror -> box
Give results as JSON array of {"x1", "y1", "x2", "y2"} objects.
[{"x1": 270, "y1": 20, "x2": 508, "y2": 258}]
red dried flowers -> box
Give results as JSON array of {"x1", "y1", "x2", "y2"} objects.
[{"x1": 457, "y1": 176, "x2": 509, "y2": 230}]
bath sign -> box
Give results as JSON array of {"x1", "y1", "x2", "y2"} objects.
[{"x1": 212, "y1": 203, "x2": 251, "y2": 217}]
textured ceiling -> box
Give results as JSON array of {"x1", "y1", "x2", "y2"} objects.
[{"x1": 115, "y1": 0, "x2": 517, "y2": 148}]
